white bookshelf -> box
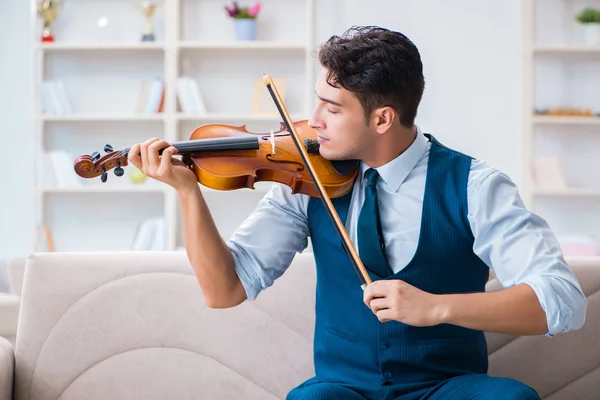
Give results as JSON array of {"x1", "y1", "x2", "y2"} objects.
[
  {"x1": 524, "y1": 0, "x2": 600, "y2": 261},
  {"x1": 32, "y1": 0, "x2": 316, "y2": 252}
]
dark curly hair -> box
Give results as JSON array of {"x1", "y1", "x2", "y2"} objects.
[{"x1": 317, "y1": 26, "x2": 425, "y2": 128}]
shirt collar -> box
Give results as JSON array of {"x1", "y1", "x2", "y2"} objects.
[{"x1": 360, "y1": 125, "x2": 428, "y2": 193}]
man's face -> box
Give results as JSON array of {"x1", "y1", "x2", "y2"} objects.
[{"x1": 308, "y1": 68, "x2": 373, "y2": 161}]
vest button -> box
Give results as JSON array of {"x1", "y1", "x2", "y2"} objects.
[
  {"x1": 380, "y1": 341, "x2": 389, "y2": 349},
  {"x1": 384, "y1": 371, "x2": 392, "y2": 379}
]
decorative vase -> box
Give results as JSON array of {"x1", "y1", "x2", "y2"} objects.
[
  {"x1": 582, "y1": 23, "x2": 600, "y2": 45},
  {"x1": 234, "y1": 19, "x2": 257, "y2": 41}
]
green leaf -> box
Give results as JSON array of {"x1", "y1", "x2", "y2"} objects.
[{"x1": 575, "y1": 8, "x2": 600, "y2": 24}]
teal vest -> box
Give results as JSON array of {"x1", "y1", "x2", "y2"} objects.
[{"x1": 307, "y1": 134, "x2": 490, "y2": 389}]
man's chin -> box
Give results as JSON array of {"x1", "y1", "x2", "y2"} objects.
[
  {"x1": 318, "y1": 145, "x2": 356, "y2": 161},
  {"x1": 319, "y1": 149, "x2": 341, "y2": 161}
]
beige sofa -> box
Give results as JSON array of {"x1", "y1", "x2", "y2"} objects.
[{"x1": 0, "y1": 251, "x2": 598, "y2": 400}]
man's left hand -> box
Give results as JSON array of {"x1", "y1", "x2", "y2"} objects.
[{"x1": 363, "y1": 279, "x2": 445, "y2": 326}]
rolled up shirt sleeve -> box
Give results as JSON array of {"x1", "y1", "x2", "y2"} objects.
[
  {"x1": 468, "y1": 161, "x2": 587, "y2": 336},
  {"x1": 226, "y1": 183, "x2": 310, "y2": 300}
]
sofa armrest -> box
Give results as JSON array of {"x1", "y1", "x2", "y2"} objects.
[
  {"x1": 0, "y1": 336, "x2": 14, "y2": 400},
  {"x1": 486, "y1": 261, "x2": 600, "y2": 399},
  {"x1": 8, "y1": 257, "x2": 26, "y2": 296}
]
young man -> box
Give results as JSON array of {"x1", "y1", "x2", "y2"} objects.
[{"x1": 128, "y1": 26, "x2": 586, "y2": 400}]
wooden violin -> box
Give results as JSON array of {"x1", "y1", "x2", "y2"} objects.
[
  {"x1": 73, "y1": 74, "x2": 373, "y2": 287},
  {"x1": 73, "y1": 119, "x2": 359, "y2": 199}
]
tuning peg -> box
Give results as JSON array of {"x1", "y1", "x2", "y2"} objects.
[
  {"x1": 104, "y1": 144, "x2": 113, "y2": 153},
  {"x1": 101, "y1": 167, "x2": 107, "y2": 183},
  {"x1": 92, "y1": 151, "x2": 101, "y2": 161},
  {"x1": 114, "y1": 162, "x2": 124, "y2": 177}
]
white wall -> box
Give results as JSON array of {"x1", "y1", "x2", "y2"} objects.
[
  {"x1": 0, "y1": 0, "x2": 525, "y2": 260},
  {"x1": 0, "y1": 0, "x2": 34, "y2": 260}
]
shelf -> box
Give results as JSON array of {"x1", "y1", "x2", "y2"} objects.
[
  {"x1": 532, "y1": 116, "x2": 600, "y2": 125},
  {"x1": 41, "y1": 186, "x2": 167, "y2": 194},
  {"x1": 177, "y1": 113, "x2": 305, "y2": 122},
  {"x1": 178, "y1": 41, "x2": 307, "y2": 51},
  {"x1": 533, "y1": 45, "x2": 600, "y2": 54},
  {"x1": 534, "y1": 188, "x2": 600, "y2": 197},
  {"x1": 37, "y1": 43, "x2": 166, "y2": 52},
  {"x1": 39, "y1": 114, "x2": 165, "y2": 122}
]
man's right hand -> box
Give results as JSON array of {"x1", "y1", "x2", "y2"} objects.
[{"x1": 128, "y1": 137, "x2": 198, "y2": 194}]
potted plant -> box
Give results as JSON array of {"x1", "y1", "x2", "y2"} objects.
[
  {"x1": 575, "y1": 7, "x2": 600, "y2": 45},
  {"x1": 225, "y1": 1, "x2": 262, "y2": 41}
]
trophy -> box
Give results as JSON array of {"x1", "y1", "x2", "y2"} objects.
[
  {"x1": 139, "y1": 2, "x2": 157, "y2": 42},
  {"x1": 37, "y1": 0, "x2": 62, "y2": 43}
]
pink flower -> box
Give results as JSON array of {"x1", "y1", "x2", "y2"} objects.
[
  {"x1": 225, "y1": 1, "x2": 240, "y2": 18},
  {"x1": 248, "y1": 1, "x2": 261, "y2": 17}
]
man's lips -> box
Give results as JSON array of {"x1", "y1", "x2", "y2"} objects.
[{"x1": 317, "y1": 135, "x2": 329, "y2": 143}]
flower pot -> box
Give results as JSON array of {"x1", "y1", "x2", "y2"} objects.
[
  {"x1": 234, "y1": 19, "x2": 257, "y2": 41},
  {"x1": 582, "y1": 23, "x2": 600, "y2": 45}
]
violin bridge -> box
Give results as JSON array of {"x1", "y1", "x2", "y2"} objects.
[{"x1": 270, "y1": 129, "x2": 276, "y2": 154}]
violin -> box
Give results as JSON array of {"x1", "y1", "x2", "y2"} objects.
[
  {"x1": 73, "y1": 74, "x2": 373, "y2": 288},
  {"x1": 73, "y1": 119, "x2": 359, "y2": 199}
]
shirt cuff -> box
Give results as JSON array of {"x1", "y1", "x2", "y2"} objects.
[
  {"x1": 521, "y1": 277, "x2": 574, "y2": 337},
  {"x1": 228, "y1": 241, "x2": 264, "y2": 301}
]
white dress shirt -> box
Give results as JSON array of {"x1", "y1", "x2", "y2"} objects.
[{"x1": 227, "y1": 127, "x2": 587, "y2": 337}]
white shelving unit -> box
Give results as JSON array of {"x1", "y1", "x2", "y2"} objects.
[
  {"x1": 524, "y1": 0, "x2": 600, "y2": 261},
  {"x1": 31, "y1": 0, "x2": 315, "y2": 252}
]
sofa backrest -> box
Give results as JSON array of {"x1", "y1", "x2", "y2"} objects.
[{"x1": 14, "y1": 251, "x2": 315, "y2": 400}]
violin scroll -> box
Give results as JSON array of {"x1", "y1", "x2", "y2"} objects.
[{"x1": 73, "y1": 143, "x2": 128, "y2": 182}]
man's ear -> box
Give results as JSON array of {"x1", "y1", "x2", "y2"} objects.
[{"x1": 373, "y1": 106, "x2": 397, "y2": 134}]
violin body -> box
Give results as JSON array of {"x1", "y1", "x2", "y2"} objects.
[
  {"x1": 186, "y1": 120, "x2": 358, "y2": 198},
  {"x1": 73, "y1": 119, "x2": 359, "y2": 199}
]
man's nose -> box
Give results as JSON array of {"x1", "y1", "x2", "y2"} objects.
[{"x1": 308, "y1": 111, "x2": 323, "y2": 129}]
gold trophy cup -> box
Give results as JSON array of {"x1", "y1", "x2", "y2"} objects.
[
  {"x1": 37, "y1": 0, "x2": 62, "y2": 43},
  {"x1": 139, "y1": 2, "x2": 157, "y2": 42}
]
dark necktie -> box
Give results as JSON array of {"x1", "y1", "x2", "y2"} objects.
[{"x1": 357, "y1": 168, "x2": 392, "y2": 277}]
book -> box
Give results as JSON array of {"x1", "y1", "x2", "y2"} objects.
[{"x1": 176, "y1": 76, "x2": 207, "y2": 115}]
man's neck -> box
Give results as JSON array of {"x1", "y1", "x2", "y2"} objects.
[{"x1": 363, "y1": 125, "x2": 418, "y2": 168}]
